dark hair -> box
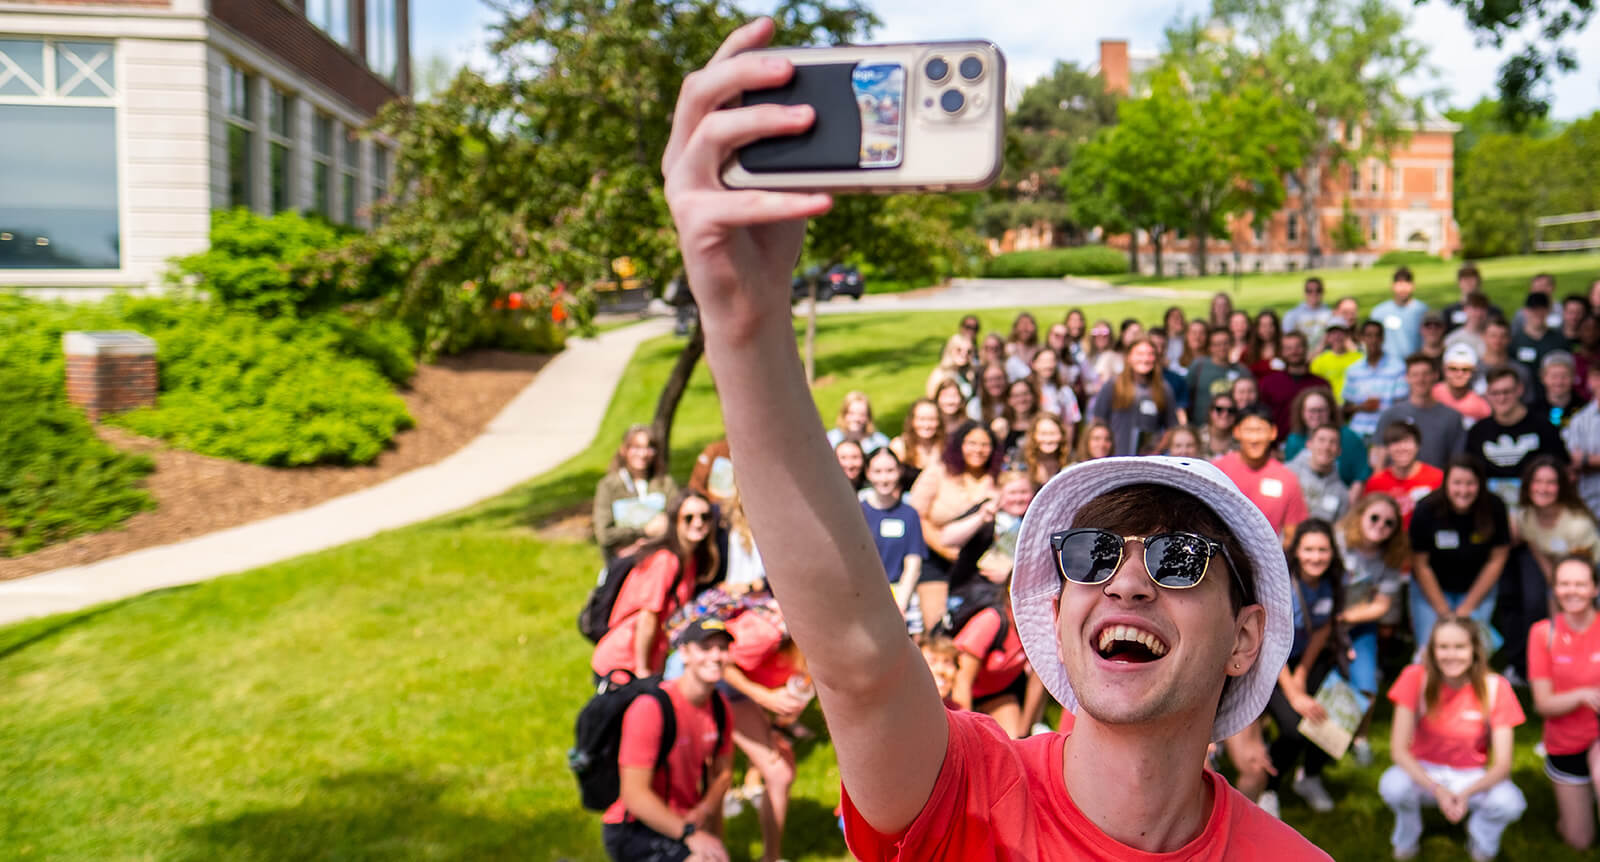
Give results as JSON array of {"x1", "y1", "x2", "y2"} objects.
[
  {"x1": 942, "y1": 420, "x2": 1003, "y2": 477},
  {"x1": 637, "y1": 490, "x2": 721, "y2": 590},
  {"x1": 1360, "y1": 318, "x2": 1384, "y2": 336},
  {"x1": 610, "y1": 423, "x2": 667, "y2": 479},
  {"x1": 1393, "y1": 266, "x2": 1414, "y2": 283},
  {"x1": 1381, "y1": 421, "x2": 1420, "y2": 446},
  {"x1": 1457, "y1": 264, "x2": 1480, "y2": 283},
  {"x1": 1305, "y1": 277, "x2": 1324, "y2": 292},
  {"x1": 1403, "y1": 353, "x2": 1440, "y2": 376},
  {"x1": 1288, "y1": 387, "x2": 1335, "y2": 436},
  {"x1": 1236, "y1": 403, "x2": 1275, "y2": 427},
  {"x1": 1553, "y1": 553, "x2": 1598, "y2": 586},
  {"x1": 1420, "y1": 454, "x2": 1498, "y2": 538},
  {"x1": 1518, "y1": 454, "x2": 1589, "y2": 515},
  {"x1": 1483, "y1": 364, "x2": 1523, "y2": 387},
  {"x1": 1465, "y1": 292, "x2": 1490, "y2": 309},
  {"x1": 1286, "y1": 519, "x2": 1346, "y2": 640},
  {"x1": 1563, "y1": 294, "x2": 1590, "y2": 311},
  {"x1": 1526, "y1": 292, "x2": 1552, "y2": 310},
  {"x1": 1070, "y1": 484, "x2": 1253, "y2": 613},
  {"x1": 867, "y1": 444, "x2": 902, "y2": 472}
]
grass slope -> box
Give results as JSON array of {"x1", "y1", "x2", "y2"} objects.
[{"x1": 7, "y1": 265, "x2": 1600, "y2": 860}]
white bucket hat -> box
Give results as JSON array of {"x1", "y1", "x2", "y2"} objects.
[{"x1": 1011, "y1": 455, "x2": 1293, "y2": 742}]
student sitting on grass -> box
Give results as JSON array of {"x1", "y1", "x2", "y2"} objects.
[{"x1": 1528, "y1": 554, "x2": 1600, "y2": 850}]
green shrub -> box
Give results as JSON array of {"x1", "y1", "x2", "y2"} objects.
[
  {"x1": 1374, "y1": 250, "x2": 1444, "y2": 267},
  {"x1": 170, "y1": 208, "x2": 377, "y2": 318},
  {"x1": 0, "y1": 297, "x2": 154, "y2": 556},
  {"x1": 982, "y1": 245, "x2": 1129, "y2": 278}
]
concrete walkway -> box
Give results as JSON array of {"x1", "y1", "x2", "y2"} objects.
[{"x1": 0, "y1": 319, "x2": 673, "y2": 628}]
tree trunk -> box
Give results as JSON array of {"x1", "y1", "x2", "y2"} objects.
[
  {"x1": 1152, "y1": 227, "x2": 1165, "y2": 278},
  {"x1": 650, "y1": 321, "x2": 705, "y2": 474},
  {"x1": 1192, "y1": 212, "x2": 1209, "y2": 276},
  {"x1": 805, "y1": 276, "x2": 818, "y2": 386},
  {"x1": 1302, "y1": 160, "x2": 1323, "y2": 268},
  {"x1": 1127, "y1": 233, "x2": 1139, "y2": 275}
]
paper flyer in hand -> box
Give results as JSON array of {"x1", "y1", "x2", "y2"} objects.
[
  {"x1": 612, "y1": 492, "x2": 666, "y2": 531},
  {"x1": 1298, "y1": 671, "x2": 1371, "y2": 760}
]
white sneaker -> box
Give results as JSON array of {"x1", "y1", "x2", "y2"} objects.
[
  {"x1": 1535, "y1": 741, "x2": 1547, "y2": 758},
  {"x1": 1352, "y1": 737, "x2": 1373, "y2": 767},
  {"x1": 722, "y1": 787, "x2": 746, "y2": 819},
  {"x1": 1030, "y1": 722, "x2": 1053, "y2": 737},
  {"x1": 1257, "y1": 790, "x2": 1281, "y2": 819},
  {"x1": 1292, "y1": 775, "x2": 1336, "y2": 812}
]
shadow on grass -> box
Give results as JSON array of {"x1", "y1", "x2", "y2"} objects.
[
  {"x1": 0, "y1": 591, "x2": 171, "y2": 663},
  {"x1": 173, "y1": 770, "x2": 601, "y2": 862}
]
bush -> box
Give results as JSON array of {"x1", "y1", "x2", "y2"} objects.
[
  {"x1": 1374, "y1": 250, "x2": 1444, "y2": 267},
  {"x1": 170, "y1": 208, "x2": 380, "y2": 318},
  {"x1": 982, "y1": 246, "x2": 1129, "y2": 278},
  {"x1": 0, "y1": 297, "x2": 155, "y2": 556}
]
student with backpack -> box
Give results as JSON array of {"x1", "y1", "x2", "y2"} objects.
[
  {"x1": 590, "y1": 491, "x2": 720, "y2": 685},
  {"x1": 1379, "y1": 616, "x2": 1526, "y2": 861},
  {"x1": 597, "y1": 616, "x2": 736, "y2": 862}
]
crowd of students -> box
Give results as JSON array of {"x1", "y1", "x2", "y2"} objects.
[{"x1": 587, "y1": 264, "x2": 1600, "y2": 862}]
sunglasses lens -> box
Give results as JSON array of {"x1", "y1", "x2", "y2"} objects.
[
  {"x1": 1145, "y1": 534, "x2": 1211, "y2": 588},
  {"x1": 1059, "y1": 530, "x2": 1123, "y2": 584}
]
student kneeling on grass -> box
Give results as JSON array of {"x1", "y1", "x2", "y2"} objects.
[{"x1": 1528, "y1": 554, "x2": 1600, "y2": 850}]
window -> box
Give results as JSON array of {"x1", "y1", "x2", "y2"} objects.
[
  {"x1": 1, "y1": 39, "x2": 121, "y2": 269},
  {"x1": 267, "y1": 87, "x2": 294, "y2": 211},
  {"x1": 1286, "y1": 213, "x2": 1300, "y2": 242},
  {"x1": 312, "y1": 112, "x2": 335, "y2": 218},
  {"x1": 1252, "y1": 220, "x2": 1264, "y2": 243},
  {"x1": 372, "y1": 144, "x2": 390, "y2": 204},
  {"x1": 307, "y1": 0, "x2": 350, "y2": 47},
  {"x1": 341, "y1": 127, "x2": 361, "y2": 224},
  {"x1": 225, "y1": 63, "x2": 255, "y2": 209},
  {"x1": 1368, "y1": 214, "x2": 1380, "y2": 243},
  {"x1": 1349, "y1": 164, "x2": 1360, "y2": 192},
  {"x1": 367, "y1": 0, "x2": 398, "y2": 82},
  {"x1": 1286, "y1": 174, "x2": 1301, "y2": 195},
  {"x1": 1369, "y1": 162, "x2": 1381, "y2": 194}
]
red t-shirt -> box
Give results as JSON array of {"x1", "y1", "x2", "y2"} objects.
[
  {"x1": 1211, "y1": 452, "x2": 1310, "y2": 535},
  {"x1": 1364, "y1": 464, "x2": 1444, "y2": 528},
  {"x1": 841, "y1": 708, "x2": 1329, "y2": 861},
  {"x1": 591, "y1": 549, "x2": 696, "y2": 678},
  {"x1": 1387, "y1": 664, "x2": 1524, "y2": 768},
  {"x1": 954, "y1": 607, "x2": 1027, "y2": 700},
  {"x1": 1528, "y1": 616, "x2": 1600, "y2": 755},
  {"x1": 727, "y1": 609, "x2": 799, "y2": 690},
  {"x1": 603, "y1": 678, "x2": 733, "y2": 824}
]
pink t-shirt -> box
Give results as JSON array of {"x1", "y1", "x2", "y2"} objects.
[
  {"x1": 1387, "y1": 664, "x2": 1525, "y2": 768},
  {"x1": 590, "y1": 549, "x2": 696, "y2": 678},
  {"x1": 1433, "y1": 383, "x2": 1491, "y2": 423},
  {"x1": 1211, "y1": 452, "x2": 1309, "y2": 534},
  {"x1": 727, "y1": 608, "x2": 799, "y2": 690},
  {"x1": 953, "y1": 607, "x2": 1027, "y2": 700},
  {"x1": 603, "y1": 678, "x2": 733, "y2": 824},
  {"x1": 842, "y1": 708, "x2": 1329, "y2": 861},
  {"x1": 1528, "y1": 616, "x2": 1600, "y2": 755}
]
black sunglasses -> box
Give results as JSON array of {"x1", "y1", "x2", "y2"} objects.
[
  {"x1": 1212, "y1": 405, "x2": 1236, "y2": 414},
  {"x1": 679, "y1": 511, "x2": 710, "y2": 524},
  {"x1": 1050, "y1": 529, "x2": 1251, "y2": 601},
  {"x1": 1364, "y1": 512, "x2": 1397, "y2": 530}
]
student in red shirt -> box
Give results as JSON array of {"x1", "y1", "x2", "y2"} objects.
[
  {"x1": 603, "y1": 616, "x2": 736, "y2": 862},
  {"x1": 1213, "y1": 404, "x2": 1310, "y2": 538},
  {"x1": 721, "y1": 603, "x2": 808, "y2": 862},
  {"x1": 661, "y1": 22, "x2": 1326, "y2": 859},
  {"x1": 1361, "y1": 421, "x2": 1444, "y2": 528},
  {"x1": 1379, "y1": 616, "x2": 1526, "y2": 861},
  {"x1": 1528, "y1": 554, "x2": 1600, "y2": 849},
  {"x1": 591, "y1": 491, "x2": 719, "y2": 683}
]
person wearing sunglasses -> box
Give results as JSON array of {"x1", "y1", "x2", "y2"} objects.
[
  {"x1": 1334, "y1": 493, "x2": 1410, "y2": 765},
  {"x1": 591, "y1": 491, "x2": 722, "y2": 684},
  {"x1": 659, "y1": 22, "x2": 1323, "y2": 858},
  {"x1": 1198, "y1": 393, "x2": 1239, "y2": 460},
  {"x1": 1213, "y1": 404, "x2": 1309, "y2": 540},
  {"x1": 1283, "y1": 277, "x2": 1334, "y2": 354}
]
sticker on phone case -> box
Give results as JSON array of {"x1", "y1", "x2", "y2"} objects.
[{"x1": 852, "y1": 63, "x2": 904, "y2": 168}]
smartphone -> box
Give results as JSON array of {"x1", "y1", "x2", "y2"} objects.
[{"x1": 721, "y1": 41, "x2": 1006, "y2": 193}]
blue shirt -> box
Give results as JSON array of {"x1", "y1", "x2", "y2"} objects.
[
  {"x1": 1370, "y1": 298, "x2": 1428, "y2": 360},
  {"x1": 1342, "y1": 353, "x2": 1408, "y2": 437},
  {"x1": 861, "y1": 498, "x2": 926, "y2": 584},
  {"x1": 1290, "y1": 576, "x2": 1336, "y2": 661}
]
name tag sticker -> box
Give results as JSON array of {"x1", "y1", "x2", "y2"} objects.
[
  {"x1": 1435, "y1": 530, "x2": 1461, "y2": 549},
  {"x1": 879, "y1": 518, "x2": 906, "y2": 539},
  {"x1": 1385, "y1": 316, "x2": 1402, "y2": 330},
  {"x1": 1517, "y1": 346, "x2": 1537, "y2": 362},
  {"x1": 1452, "y1": 309, "x2": 1467, "y2": 324},
  {"x1": 1260, "y1": 478, "x2": 1284, "y2": 498},
  {"x1": 1313, "y1": 597, "x2": 1334, "y2": 616},
  {"x1": 1319, "y1": 495, "x2": 1340, "y2": 512},
  {"x1": 1549, "y1": 537, "x2": 1569, "y2": 554},
  {"x1": 1139, "y1": 400, "x2": 1158, "y2": 416}
]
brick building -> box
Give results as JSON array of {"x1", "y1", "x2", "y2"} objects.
[
  {"x1": 0, "y1": 0, "x2": 410, "y2": 294},
  {"x1": 1089, "y1": 39, "x2": 1459, "y2": 275}
]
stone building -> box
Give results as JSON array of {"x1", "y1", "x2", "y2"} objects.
[{"x1": 0, "y1": 0, "x2": 410, "y2": 295}]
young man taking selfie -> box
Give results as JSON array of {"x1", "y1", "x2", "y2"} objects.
[{"x1": 660, "y1": 19, "x2": 1328, "y2": 859}]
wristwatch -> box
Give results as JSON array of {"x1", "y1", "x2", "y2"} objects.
[{"x1": 679, "y1": 822, "x2": 696, "y2": 842}]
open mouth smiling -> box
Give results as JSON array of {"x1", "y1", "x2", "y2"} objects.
[{"x1": 1093, "y1": 624, "x2": 1170, "y2": 663}]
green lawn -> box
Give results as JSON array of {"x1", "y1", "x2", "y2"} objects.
[{"x1": 5, "y1": 286, "x2": 1600, "y2": 861}]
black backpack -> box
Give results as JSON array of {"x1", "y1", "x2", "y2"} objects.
[
  {"x1": 933, "y1": 578, "x2": 1010, "y2": 654},
  {"x1": 577, "y1": 552, "x2": 682, "y2": 643},
  {"x1": 568, "y1": 673, "x2": 728, "y2": 812}
]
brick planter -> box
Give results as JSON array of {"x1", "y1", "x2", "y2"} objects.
[{"x1": 63, "y1": 331, "x2": 158, "y2": 421}]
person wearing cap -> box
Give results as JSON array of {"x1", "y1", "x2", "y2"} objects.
[
  {"x1": 1562, "y1": 362, "x2": 1600, "y2": 515},
  {"x1": 659, "y1": 24, "x2": 1326, "y2": 858},
  {"x1": 1434, "y1": 344, "x2": 1491, "y2": 426},
  {"x1": 1371, "y1": 267, "x2": 1429, "y2": 360},
  {"x1": 1534, "y1": 350, "x2": 1587, "y2": 430},
  {"x1": 1376, "y1": 354, "x2": 1466, "y2": 470},
  {"x1": 1283, "y1": 277, "x2": 1335, "y2": 352},
  {"x1": 1214, "y1": 404, "x2": 1309, "y2": 539},
  {"x1": 1343, "y1": 319, "x2": 1409, "y2": 440},
  {"x1": 1309, "y1": 319, "x2": 1363, "y2": 405},
  {"x1": 1444, "y1": 292, "x2": 1492, "y2": 357},
  {"x1": 1512, "y1": 272, "x2": 1565, "y2": 334},
  {"x1": 603, "y1": 616, "x2": 735, "y2": 862}
]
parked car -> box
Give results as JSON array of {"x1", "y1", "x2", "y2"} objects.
[{"x1": 791, "y1": 264, "x2": 865, "y2": 302}]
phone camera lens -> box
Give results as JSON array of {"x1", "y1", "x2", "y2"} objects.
[
  {"x1": 940, "y1": 88, "x2": 965, "y2": 113},
  {"x1": 959, "y1": 55, "x2": 984, "y2": 81},
  {"x1": 925, "y1": 57, "x2": 949, "y2": 82}
]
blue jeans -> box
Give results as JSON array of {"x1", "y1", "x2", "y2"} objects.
[
  {"x1": 1347, "y1": 624, "x2": 1379, "y2": 696},
  {"x1": 1410, "y1": 587, "x2": 1497, "y2": 654}
]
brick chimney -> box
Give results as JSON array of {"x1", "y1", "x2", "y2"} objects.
[{"x1": 1099, "y1": 39, "x2": 1130, "y2": 95}]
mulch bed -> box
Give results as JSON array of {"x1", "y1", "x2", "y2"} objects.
[{"x1": 0, "y1": 350, "x2": 551, "y2": 582}]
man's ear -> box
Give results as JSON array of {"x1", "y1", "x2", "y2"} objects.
[{"x1": 1226, "y1": 603, "x2": 1267, "y2": 680}]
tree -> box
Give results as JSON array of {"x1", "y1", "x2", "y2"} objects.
[
  {"x1": 1423, "y1": 0, "x2": 1596, "y2": 129},
  {"x1": 1455, "y1": 112, "x2": 1600, "y2": 257},
  {"x1": 1066, "y1": 114, "x2": 1183, "y2": 277},
  {"x1": 1211, "y1": 0, "x2": 1433, "y2": 267}
]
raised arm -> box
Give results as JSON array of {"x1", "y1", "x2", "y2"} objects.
[{"x1": 662, "y1": 18, "x2": 947, "y2": 834}]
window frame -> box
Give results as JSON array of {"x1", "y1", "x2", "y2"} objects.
[
  {"x1": 342, "y1": 126, "x2": 362, "y2": 225},
  {"x1": 312, "y1": 111, "x2": 335, "y2": 218},
  {"x1": 266, "y1": 85, "x2": 295, "y2": 212},
  {"x1": 306, "y1": 0, "x2": 352, "y2": 48},
  {"x1": 224, "y1": 61, "x2": 256, "y2": 211},
  {"x1": 1286, "y1": 212, "x2": 1300, "y2": 243},
  {"x1": 366, "y1": 0, "x2": 399, "y2": 82}
]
